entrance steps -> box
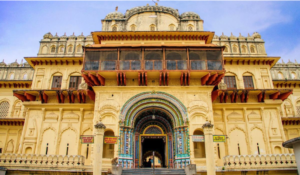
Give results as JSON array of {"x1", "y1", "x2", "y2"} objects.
[{"x1": 121, "y1": 168, "x2": 186, "y2": 175}]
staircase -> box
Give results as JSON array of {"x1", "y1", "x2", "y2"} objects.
[{"x1": 122, "y1": 168, "x2": 186, "y2": 175}]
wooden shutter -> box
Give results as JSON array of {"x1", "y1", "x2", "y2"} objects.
[
  {"x1": 224, "y1": 76, "x2": 237, "y2": 89},
  {"x1": 51, "y1": 76, "x2": 62, "y2": 90},
  {"x1": 69, "y1": 76, "x2": 82, "y2": 90},
  {"x1": 243, "y1": 76, "x2": 254, "y2": 89}
]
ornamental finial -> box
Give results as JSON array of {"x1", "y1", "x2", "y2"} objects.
[{"x1": 115, "y1": 6, "x2": 118, "y2": 11}]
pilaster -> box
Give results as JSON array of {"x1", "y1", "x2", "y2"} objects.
[
  {"x1": 93, "y1": 121, "x2": 106, "y2": 175},
  {"x1": 202, "y1": 121, "x2": 216, "y2": 175}
]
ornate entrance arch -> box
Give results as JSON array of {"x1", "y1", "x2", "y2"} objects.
[{"x1": 118, "y1": 91, "x2": 190, "y2": 169}]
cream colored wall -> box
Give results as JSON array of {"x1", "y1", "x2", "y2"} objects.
[
  {"x1": 32, "y1": 64, "x2": 83, "y2": 90},
  {"x1": 126, "y1": 12, "x2": 179, "y2": 31},
  {"x1": 213, "y1": 101, "x2": 287, "y2": 166},
  {"x1": 223, "y1": 64, "x2": 273, "y2": 89}
]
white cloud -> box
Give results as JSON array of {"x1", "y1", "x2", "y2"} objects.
[
  {"x1": 198, "y1": 2, "x2": 291, "y2": 36},
  {"x1": 272, "y1": 42, "x2": 300, "y2": 63}
]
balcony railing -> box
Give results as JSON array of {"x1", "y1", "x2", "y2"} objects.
[
  {"x1": 0, "y1": 153, "x2": 85, "y2": 168},
  {"x1": 145, "y1": 60, "x2": 163, "y2": 70},
  {"x1": 223, "y1": 154, "x2": 296, "y2": 170},
  {"x1": 120, "y1": 60, "x2": 141, "y2": 70}
]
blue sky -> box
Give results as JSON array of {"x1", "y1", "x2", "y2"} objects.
[{"x1": 0, "y1": 1, "x2": 299, "y2": 63}]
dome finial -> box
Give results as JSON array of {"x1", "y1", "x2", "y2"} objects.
[{"x1": 115, "y1": 6, "x2": 118, "y2": 11}]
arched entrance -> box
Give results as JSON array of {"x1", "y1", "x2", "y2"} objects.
[{"x1": 118, "y1": 91, "x2": 190, "y2": 169}]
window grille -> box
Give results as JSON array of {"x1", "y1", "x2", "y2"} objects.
[
  {"x1": 69, "y1": 76, "x2": 82, "y2": 90},
  {"x1": 0, "y1": 101, "x2": 9, "y2": 118},
  {"x1": 243, "y1": 76, "x2": 254, "y2": 89},
  {"x1": 224, "y1": 76, "x2": 237, "y2": 89},
  {"x1": 51, "y1": 76, "x2": 62, "y2": 90}
]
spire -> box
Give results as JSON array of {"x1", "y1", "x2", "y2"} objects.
[
  {"x1": 81, "y1": 32, "x2": 83, "y2": 36},
  {"x1": 15, "y1": 59, "x2": 17, "y2": 63},
  {"x1": 2, "y1": 59, "x2": 4, "y2": 63},
  {"x1": 73, "y1": 32, "x2": 75, "y2": 35},
  {"x1": 248, "y1": 33, "x2": 250, "y2": 37},
  {"x1": 282, "y1": 59, "x2": 285, "y2": 64},
  {"x1": 21, "y1": 59, "x2": 23, "y2": 64},
  {"x1": 64, "y1": 32, "x2": 66, "y2": 36},
  {"x1": 295, "y1": 59, "x2": 298, "y2": 64},
  {"x1": 55, "y1": 32, "x2": 58, "y2": 36},
  {"x1": 115, "y1": 6, "x2": 118, "y2": 11}
]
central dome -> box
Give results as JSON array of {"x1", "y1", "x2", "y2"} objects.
[{"x1": 125, "y1": 5, "x2": 180, "y2": 19}]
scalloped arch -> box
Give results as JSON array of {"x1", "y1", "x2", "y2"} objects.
[{"x1": 120, "y1": 91, "x2": 187, "y2": 127}]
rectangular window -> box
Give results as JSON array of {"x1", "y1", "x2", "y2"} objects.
[
  {"x1": 51, "y1": 76, "x2": 62, "y2": 90},
  {"x1": 69, "y1": 76, "x2": 82, "y2": 90},
  {"x1": 243, "y1": 76, "x2": 254, "y2": 89},
  {"x1": 224, "y1": 76, "x2": 237, "y2": 89}
]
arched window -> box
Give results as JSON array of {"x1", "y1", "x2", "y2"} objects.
[
  {"x1": 131, "y1": 25, "x2": 136, "y2": 31},
  {"x1": 241, "y1": 45, "x2": 247, "y2": 53},
  {"x1": 291, "y1": 72, "x2": 297, "y2": 79},
  {"x1": 59, "y1": 46, "x2": 64, "y2": 53},
  {"x1": 103, "y1": 130, "x2": 115, "y2": 158},
  {"x1": 278, "y1": 72, "x2": 284, "y2": 79},
  {"x1": 9, "y1": 73, "x2": 14, "y2": 80},
  {"x1": 150, "y1": 24, "x2": 156, "y2": 31},
  {"x1": 193, "y1": 130, "x2": 205, "y2": 158},
  {"x1": 51, "y1": 46, "x2": 56, "y2": 53},
  {"x1": 250, "y1": 46, "x2": 255, "y2": 53},
  {"x1": 41, "y1": 46, "x2": 48, "y2": 54},
  {"x1": 68, "y1": 45, "x2": 73, "y2": 53},
  {"x1": 232, "y1": 45, "x2": 238, "y2": 53},
  {"x1": 0, "y1": 101, "x2": 10, "y2": 118},
  {"x1": 23, "y1": 74, "x2": 27, "y2": 80},
  {"x1": 76, "y1": 45, "x2": 82, "y2": 53},
  {"x1": 169, "y1": 24, "x2": 175, "y2": 31},
  {"x1": 224, "y1": 46, "x2": 229, "y2": 53},
  {"x1": 112, "y1": 26, "x2": 117, "y2": 32}
]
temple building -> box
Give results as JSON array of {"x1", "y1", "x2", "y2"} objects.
[{"x1": 0, "y1": 4, "x2": 299, "y2": 175}]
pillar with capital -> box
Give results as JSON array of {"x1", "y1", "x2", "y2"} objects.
[
  {"x1": 202, "y1": 121, "x2": 216, "y2": 175},
  {"x1": 93, "y1": 121, "x2": 106, "y2": 175}
]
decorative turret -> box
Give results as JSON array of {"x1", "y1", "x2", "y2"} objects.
[{"x1": 43, "y1": 32, "x2": 53, "y2": 39}]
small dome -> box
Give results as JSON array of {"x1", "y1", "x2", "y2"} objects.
[
  {"x1": 181, "y1": 11, "x2": 201, "y2": 20},
  {"x1": 61, "y1": 33, "x2": 67, "y2": 38},
  {"x1": 229, "y1": 33, "x2": 237, "y2": 40},
  {"x1": 252, "y1": 32, "x2": 261, "y2": 39},
  {"x1": 238, "y1": 33, "x2": 246, "y2": 41},
  {"x1": 10, "y1": 60, "x2": 19, "y2": 67},
  {"x1": 213, "y1": 35, "x2": 219, "y2": 39},
  {"x1": 105, "y1": 11, "x2": 124, "y2": 19},
  {"x1": 0, "y1": 60, "x2": 6, "y2": 67},
  {"x1": 52, "y1": 33, "x2": 59, "y2": 38},
  {"x1": 43, "y1": 32, "x2": 53, "y2": 39},
  {"x1": 247, "y1": 33, "x2": 254, "y2": 41},
  {"x1": 220, "y1": 32, "x2": 228, "y2": 40}
]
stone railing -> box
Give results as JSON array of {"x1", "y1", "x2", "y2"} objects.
[
  {"x1": 0, "y1": 153, "x2": 85, "y2": 168},
  {"x1": 223, "y1": 154, "x2": 296, "y2": 170}
]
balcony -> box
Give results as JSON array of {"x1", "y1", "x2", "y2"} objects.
[{"x1": 83, "y1": 48, "x2": 224, "y2": 72}]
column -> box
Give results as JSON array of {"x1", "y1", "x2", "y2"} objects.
[
  {"x1": 202, "y1": 121, "x2": 216, "y2": 175},
  {"x1": 93, "y1": 121, "x2": 106, "y2": 175}
]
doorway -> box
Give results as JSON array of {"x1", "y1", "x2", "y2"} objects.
[{"x1": 141, "y1": 138, "x2": 166, "y2": 168}]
